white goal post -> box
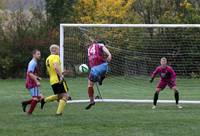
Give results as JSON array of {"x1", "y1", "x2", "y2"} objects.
[{"x1": 60, "y1": 24, "x2": 200, "y2": 104}]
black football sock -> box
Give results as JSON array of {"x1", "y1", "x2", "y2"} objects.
[
  {"x1": 175, "y1": 91, "x2": 179, "y2": 105},
  {"x1": 153, "y1": 92, "x2": 159, "y2": 106}
]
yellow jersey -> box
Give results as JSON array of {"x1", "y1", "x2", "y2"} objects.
[{"x1": 46, "y1": 54, "x2": 61, "y2": 85}]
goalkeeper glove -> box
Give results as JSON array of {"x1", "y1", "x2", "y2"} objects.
[{"x1": 150, "y1": 78, "x2": 154, "y2": 83}]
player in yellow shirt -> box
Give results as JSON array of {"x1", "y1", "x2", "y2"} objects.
[{"x1": 41, "y1": 44, "x2": 68, "y2": 116}]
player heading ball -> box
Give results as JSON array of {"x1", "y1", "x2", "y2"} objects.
[
  {"x1": 150, "y1": 57, "x2": 183, "y2": 109},
  {"x1": 85, "y1": 40, "x2": 112, "y2": 110}
]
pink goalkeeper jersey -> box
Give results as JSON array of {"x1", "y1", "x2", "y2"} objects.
[
  {"x1": 88, "y1": 43, "x2": 106, "y2": 68},
  {"x1": 151, "y1": 65, "x2": 176, "y2": 81}
]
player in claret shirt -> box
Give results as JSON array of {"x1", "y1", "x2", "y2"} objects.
[
  {"x1": 85, "y1": 40, "x2": 112, "y2": 110},
  {"x1": 150, "y1": 57, "x2": 183, "y2": 109},
  {"x1": 21, "y1": 49, "x2": 44, "y2": 115}
]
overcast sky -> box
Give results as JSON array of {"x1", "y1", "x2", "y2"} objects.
[{"x1": 2, "y1": 0, "x2": 45, "y2": 10}]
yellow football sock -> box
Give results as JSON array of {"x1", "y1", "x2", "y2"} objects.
[
  {"x1": 56, "y1": 99, "x2": 66, "y2": 114},
  {"x1": 45, "y1": 95, "x2": 58, "y2": 102}
]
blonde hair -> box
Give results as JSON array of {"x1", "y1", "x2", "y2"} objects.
[{"x1": 49, "y1": 44, "x2": 59, "y2": 53}]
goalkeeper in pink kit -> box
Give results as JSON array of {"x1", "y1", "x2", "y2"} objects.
[{"x1": 150, "y1": 57, "x2": 183, "y2": 109}]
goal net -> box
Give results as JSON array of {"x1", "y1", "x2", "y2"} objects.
[{"x1": 60, "y1": 24, "x2": 200, "y2": 103}]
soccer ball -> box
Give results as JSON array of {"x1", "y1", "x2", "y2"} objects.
[{"x1": 79, "y1": 64, "x2": 89, "y2": 73}]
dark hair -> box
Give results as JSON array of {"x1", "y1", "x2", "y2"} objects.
[{"x1": 32, "y1": 49, "x2": 40, "y2": 55}]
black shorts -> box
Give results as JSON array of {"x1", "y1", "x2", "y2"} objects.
[{"x1": 51, "y1": 81, "x2": 68, "y2": 94}]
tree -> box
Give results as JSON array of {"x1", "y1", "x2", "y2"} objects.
[
  {"x1": 45, "y1": 0, "x2": 76, "y2": 27},
  {"x1": 0, "y1": 6, "x2": 50, "y2": 78},
  {"x1": 159, "y1": 0, "x2": 200, "y2": 23},
  {"x1": 74, "y1": 0, "x2": 139, "y2": 23}
]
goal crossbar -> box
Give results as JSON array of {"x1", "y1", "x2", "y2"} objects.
[{"x1": 60, "y1": 24, "x2": 200, "y2": 28}]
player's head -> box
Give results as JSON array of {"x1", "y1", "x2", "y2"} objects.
[
  {"x1": 32, "y1": 49, "x2": 41, "y2": 60},
  {"x1": 50, "y1": 44, "x2": 59, "y2": 55},
  {"x1": 160, "y1": 57, "x2": 167, "y2": 68}
]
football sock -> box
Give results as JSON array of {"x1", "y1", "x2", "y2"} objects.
[
  {"x1": 56, "y1": 99, "x2": 66, "y2": 114},
  {"x1": 28, "y1": 100, "x2": 37, "y2": 114},
  {"x1": 45, "y1": 95, "x2": 58, "y2": 102},
  {"x1": 153, "y1": 92, "x2": 159, "y2": 106},
  {"x1": 175, "y1": 91, "x2": 179, "y2": 105},
  {"x1": 88, "y1": 87, "x2": 94, "y2": 97},
  {"x1": 88, "y1": 87, "x2": 94, "y2": 103}
]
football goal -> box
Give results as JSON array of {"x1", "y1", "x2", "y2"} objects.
[{"x1": 60, "y1": 24, "x2": 200, "y2": 104}]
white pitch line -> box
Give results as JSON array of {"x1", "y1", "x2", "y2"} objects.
[{"x1": 67, "y1": 99, "x2": 200, "y2": 104}]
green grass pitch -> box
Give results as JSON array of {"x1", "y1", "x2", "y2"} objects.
[{"x1": 0, "y1": 77, "x2": 200, "y2": 136}]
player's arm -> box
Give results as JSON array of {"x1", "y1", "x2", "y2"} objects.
[
  {"x1": 102, "y1": 46, "x2": 112, "y2": 62},
  {"x1": 29, "y1": 73, "x2": 40, "y2": 85},
  {"x1": 150, "y1": 67, "x2": 159, "y2": 83},
  {"x1": 53, "y1": 61, "x2": 63, "y2": 82}
]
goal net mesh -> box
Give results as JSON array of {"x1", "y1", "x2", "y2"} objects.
[{"x1": 61, "y1": 25, "x2": 200, "y2": 101}]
